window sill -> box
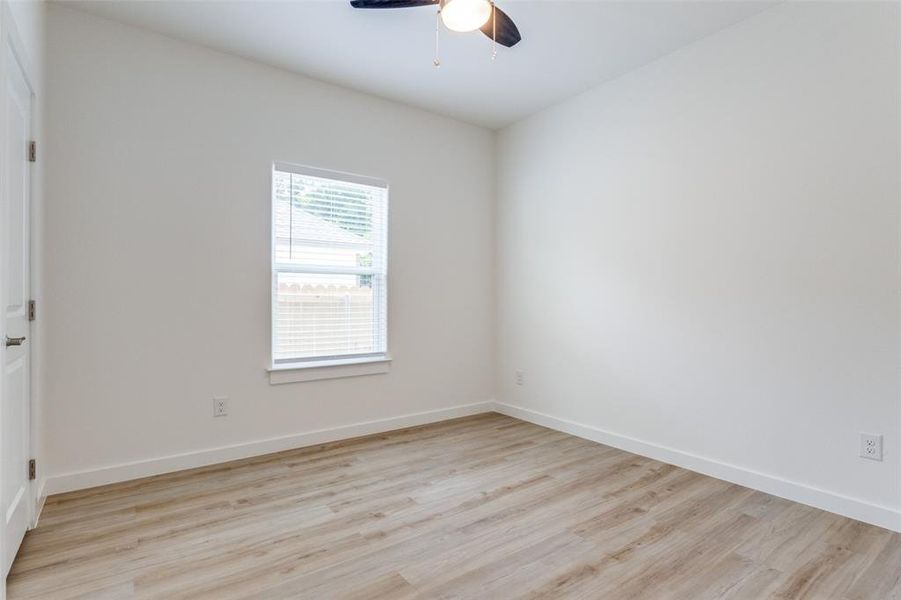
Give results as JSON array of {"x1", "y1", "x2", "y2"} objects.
[{"x1": 268, "y1": 356, "x2": 391, "y2": 385}]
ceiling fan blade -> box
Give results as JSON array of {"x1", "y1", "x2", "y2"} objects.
[
  {"x1": 480, "y1": 5, "x2": 521, "y2": 48},
  {"x1": 350, "y1": 0, "x2": 438, "y2": 8}
]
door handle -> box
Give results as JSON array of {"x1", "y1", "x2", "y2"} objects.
[{"x1": 5, "y1": 336, "x2": 25, "y2": 347}]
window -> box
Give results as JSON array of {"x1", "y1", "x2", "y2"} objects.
[{"x1": 271, "y1": 163, "x2": 388, "y2": 373}]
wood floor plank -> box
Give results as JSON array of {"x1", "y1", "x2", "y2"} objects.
[{"x1": 8, "y1": 413, "x2": 900, "y2": 599}]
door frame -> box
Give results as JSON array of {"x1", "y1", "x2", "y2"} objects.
[{"x1": 0, "y1": 0, "x2": 40, "y2": 585}]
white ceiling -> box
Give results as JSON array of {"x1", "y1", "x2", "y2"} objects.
[{"x1": 66, "y1": 0, "x2": 776, "y2": 129}]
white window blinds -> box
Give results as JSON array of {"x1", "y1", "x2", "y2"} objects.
[{"x1": 272, "y1": 163, "x2": 388, "y2": 365}]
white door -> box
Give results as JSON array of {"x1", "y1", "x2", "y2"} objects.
[{"x1": 1, "y1": 40, "x2": 32, "y2": 577}]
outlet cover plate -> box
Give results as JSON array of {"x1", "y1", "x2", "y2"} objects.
[
  {"x1": 860, "y1": 433, "x2": 883, "y2": 461},
  {"x1": 213, "y1": 396, "x2": 229, "y2": 418}
]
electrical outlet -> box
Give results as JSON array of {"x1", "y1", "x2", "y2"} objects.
[
  {"x1": 515, "y1": 369, "x2": 524, "y2": 386},
  {"x1": 860, "y1": 433, "x2": 882, "y2": 461},
  {"x1": 213, "y1": 396, "x2": 229, "y2": 418}
]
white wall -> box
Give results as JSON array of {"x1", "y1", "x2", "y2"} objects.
[
  {"x1": 42, "y1": 5, "x2": 495, "y2": 489},
  {"x1": 496, "y1": 2, "x2": 900, "y2": 529}
]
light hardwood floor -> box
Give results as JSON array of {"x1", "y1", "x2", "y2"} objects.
[{"x1": 8, "y1": 413, "x2": 900, "y2": 599}]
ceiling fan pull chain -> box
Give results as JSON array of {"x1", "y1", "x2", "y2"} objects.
[
  {"x1": 492, "y1": 1, "x2": 497, "y2": 61},
  {"x1": 434, "y1": 6, "x2": 441, "y2": 68}
]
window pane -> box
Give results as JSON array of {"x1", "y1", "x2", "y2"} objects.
[
  {"x1": 272, "y1": 164, "x2": 388, "y2": 364},
  {"x1": 273, "y1": 272, "x2": 386, "y2": 362},
  {"x1": 273, "y1": 170, "x2": 386, "y2": 269}
]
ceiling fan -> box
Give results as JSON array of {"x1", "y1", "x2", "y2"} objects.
[{"x1": 350, "y1": 0, "x2": 522, "y2": 64}]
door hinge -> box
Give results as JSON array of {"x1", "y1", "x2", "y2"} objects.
[
  {"x1": 28, "y1": 141, "x2": 36, "y2": 163},
  {"x1": 28, "y1": 459, "x2": 35, "y2": 481},
  {"x1": 28, "y1": 299, "x2": 35, "y2": 321}
]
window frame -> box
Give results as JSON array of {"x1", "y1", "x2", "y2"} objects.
[{"x1": 268, "y1": 161, "x2": 390, "y2": 383}]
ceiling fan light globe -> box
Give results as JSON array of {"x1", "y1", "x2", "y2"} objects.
[{"x1": 441, "y1": 0, "x2": 492, "y2": 33}]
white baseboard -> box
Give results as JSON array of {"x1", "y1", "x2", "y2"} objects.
[
  {"x1": 492, "y1": 402, "x2": 901, "y2": 533},
  {"x1": 44, "y1": 401, "x2": 494, "y2": 496}
]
